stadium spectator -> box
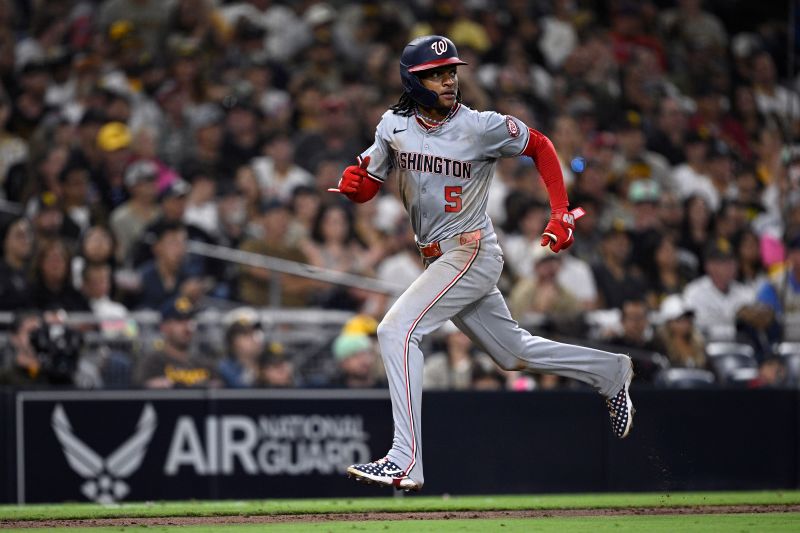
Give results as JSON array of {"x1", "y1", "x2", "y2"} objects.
[
  {"x1": 643, "y1": 232, "x2": 695, "y2": 308},
  {"x1": 219, "y1": 101, "x2": 263, "y2": 177},
  {"x1": 750, "y1": 50, "x2": 800, "y2": 133},
  {"x1": 58, "y1": 160, "x2": 105, "y2": 236},
  {"x1": 655, "y1": 294, "x2": 707, "y2": 370},
  {"x1": 251, "y1": 132, "x2": 314, "y2": 203},
  {"x1": 135, "y1": 221, "x2": 207, "y2": 310},
  {"x1": 508, "y1": 245, "x2": 583, "y2": 328},
  {"x1": 71, "y1": 225, "x2": 116, "y2": 290},
  {"x1": 218, "y1": 306, "x2": 264, "y2": 388},
  {"x1": 735, "y1": 228, "x2": 768, "y2": 292},
  {"x1": 109, "y1": 159, "x2": 161, "y2": 265},
  {"x1": 302, "y1": 202, "x2": 376, "y2": 309},
  {"x1": 234, "y1": 164, "x2": 264, "y2": 223},
  {"x1": 678, "y1": 194, "x2": 714, "y2": 270},
  {"x1": 591, "y1": 222, "x2": 648, "y2": 310},
  {"x1": 0, "y1": 216, "x2": 33, "y2": 310},
  {"x1": 135, "y1": 296, "x2": 219, "y2": 389},
  {"x1": 28, "y1": 191, "x2": 67, "y2": 249},
  {"x1": 611, "y1": 110, "x2": 672, "y2": 193},
  {"x1": 237, "y1": 199, "x2": 314, "y2": 307},
  {"x1": 646, "y1": 96, "x2": 689, "y2": 165},
  {"x1": 470, "y1": 360, "x2": 507, "y2": 391},
  {"x1": 95, "y1": 121, "x2": 134, "y2": 209},
  {"x1": 330, "y1": 333, "x2": 382, "y2": 389},
  {"x1": 683, "y1": 238, "x2": 765, "y2": 342},
  {"x1": 756, "y1": 235, "x2": 800, "y2": 343},
  {"x1": 30, "y1": 239, "x2": 90, "y2": 312},
  {"x1": 81, "y1": 262, "x2": 128, "y2": 320},
  {"x1": 258, "y1": 348, "x2": 296, "y2": 388},
  {"x1": 423, "y1": 321, "x2": 487, "y2": 391},
  {"x1": 671, "y1": 130, "x2": 712, "y2": 203},
  {"x1": 0, "y1": 311, "x2": 42, "y2": 386},
  {"x1": 606, "y1": 298, "x2": 667, "y2": 380}
]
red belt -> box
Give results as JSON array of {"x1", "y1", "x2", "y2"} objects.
[{"x1": 418, "y1": 229, "x2": 483, "y2": 259}]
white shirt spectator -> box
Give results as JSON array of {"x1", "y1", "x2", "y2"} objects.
[
  {"x1": 502, "y1": 236, "x2": 598, "y2": 307},
  {"x1": 683, "y1": 276, "x2": 756, "y2": 341},
  {"x1": 250, "y1": 156, "x2": 314, "y2": 203},
  {"x1": 671, "y1": 163, "x2": 719, "y2": 209}
]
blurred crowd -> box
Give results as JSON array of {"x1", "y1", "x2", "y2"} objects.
[{"x1": 0, "y1": 0, "x2": 799, "y2": 390}]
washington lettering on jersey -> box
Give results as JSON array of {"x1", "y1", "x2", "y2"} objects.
[{"x1": 396, "y1": 151, "x2": 472, "y2": 180}]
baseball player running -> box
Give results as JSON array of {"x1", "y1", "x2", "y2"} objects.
[{"x1": 333, "y1": 36, "x2": 634, "y2": 492}]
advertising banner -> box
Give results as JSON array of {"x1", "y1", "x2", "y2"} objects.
[{"x1": 15, "y1": 389, "x2": 392, "y2": 503}]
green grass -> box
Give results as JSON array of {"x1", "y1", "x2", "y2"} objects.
[
  {"x1": 0, "y1": 491, "x2": 798, "y2": 522},
  {"x1": 5, "y1": 513, "x2": 800, "y2": 533}
]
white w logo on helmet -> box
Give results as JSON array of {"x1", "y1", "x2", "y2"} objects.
[{"x1": 431, "y1": 39, "x2": 448, "y2": 55}]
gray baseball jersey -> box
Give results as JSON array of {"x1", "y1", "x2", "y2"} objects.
[
  {"x1": 359, "y1": 103, "x2": 633, "y2": 488},
  {"x1": 360, "y1": 104, "x2": 528, "y2": 244}
]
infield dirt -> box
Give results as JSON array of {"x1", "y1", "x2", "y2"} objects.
[{"x1": 3, "y1": 503, "x2": 799, "y2": 529}]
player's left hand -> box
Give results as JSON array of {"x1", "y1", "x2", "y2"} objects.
[{"x1": 540, "y1": 208, "x2": 577, "y2": 253}]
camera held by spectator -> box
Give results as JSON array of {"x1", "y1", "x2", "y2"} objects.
[{"x1": 29, "y1": 310, "x2": 83, "y2": 385}]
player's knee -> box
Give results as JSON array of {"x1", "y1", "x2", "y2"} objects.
[{"x1": 376, "y1": 318, "x2": 401, "y2": 345}]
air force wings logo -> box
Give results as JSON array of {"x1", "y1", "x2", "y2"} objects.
[{"x1": 51, "y1": 403, "x2": 157, "y2": 503}]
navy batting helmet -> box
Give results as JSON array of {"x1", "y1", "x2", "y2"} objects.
[{"x1": 400, "y1": 35, "x2": 467, "y2": 107}]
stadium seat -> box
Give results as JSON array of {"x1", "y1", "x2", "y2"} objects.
[
  {"x1": 705, "y1": 342, "x2": 758, "y2": 384},
  {"x1": 774, "y1": 342, "x2": 800, "y2": 386},
  {"x1": 705, "y1": 342, "x2": 756, "y2": 359},
  {"x1": 655, "y1": 368, "x2": 716, "y2": 388},
  {"x1": 706, "y1": 342, "x2": 758, "y2": 384}
]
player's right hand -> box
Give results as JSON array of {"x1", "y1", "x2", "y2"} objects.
[
  {"x1": 337, "y1": 156, "x2": 370, "y2": 194},
  {"x1": 540, "y1": 208, "x2": 576, "y2": 253}
]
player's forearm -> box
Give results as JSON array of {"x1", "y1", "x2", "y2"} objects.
[{"x1": 521, "y1": 128, "x2": 569, "y2": 211}]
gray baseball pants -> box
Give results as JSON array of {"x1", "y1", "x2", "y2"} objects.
[{"x1": 376, "y1": 230, "x2": 632, "y2": 486}]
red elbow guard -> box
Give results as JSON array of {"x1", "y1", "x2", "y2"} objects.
[{"x1": 345, "y1": 176, "x2": 381, "y2": 203}]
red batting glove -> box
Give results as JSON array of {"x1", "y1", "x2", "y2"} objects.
[
  {"x1": 540, "y1": 208, "x2": 576, "y2": 253},
  {"x1": 337, "y1": 156, "x2": 370, "y2": 194}
]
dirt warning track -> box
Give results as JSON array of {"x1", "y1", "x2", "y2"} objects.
[{"x1": 2, "y1": 504, "x2": 799, "y2": 528}]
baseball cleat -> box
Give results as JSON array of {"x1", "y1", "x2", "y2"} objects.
[
  {"x1": 606, "y1": 362, "x2": 635, "y2": 439},
  {"x1": 346, "y1": 457, "x2": 422, "y2": 491}
]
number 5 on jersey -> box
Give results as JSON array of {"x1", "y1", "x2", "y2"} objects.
[{"x1": 444, "y1": 185, "x2": 462, "y2": 212}]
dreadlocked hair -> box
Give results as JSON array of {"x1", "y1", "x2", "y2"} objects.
[
  {"x1": 390, "y1": 90, "x2": 463, "y2": 116},
  {"x1": 390, "y1": 93, "x2": 415, "y2": 116}
]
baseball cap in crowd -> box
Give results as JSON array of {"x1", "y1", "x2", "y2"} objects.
[
  {"x1": 332, "y1": 334, "x2": 372, "y2": 362},
  {"x1": 659, "y1": 294, "x2": 694, "y2": 323},
  {"x1": 615, "y1": 110, "x2": 643, "y2": 132},
  {"x1": 341, "y1": 314, "x2": 378, "y2": 336},
  {"x1": 124, "y1": 159, "x2": 158, "y2": 188},
  {"x1": 684, "y1": 129, "x2": 708, "y2": 145},
  {"x1": 160, "y1": 296, "x2": 196, "y2": 321},
  {"x1": 158, "y1": 179, "x2": 191, "y2": 202},
  {"x1": 628, "y1": 179, "x2": 661, "y2": 204},
  {"x1": 260, "y1": 342, "x2": 288, "y2": 367},
  {"x1": 225, "y1": 307, "x2": 263, "y2": 346},
  {"x1": 600, "y1": 219, "x2": 633, "y2": 243},
  {"x1": 223, "y1": 306, "x2": 261, "y2": 330},
  {"x1": 97, "y1": 122, "x2": 132, "y2": 151},
  {"x1": 705, "y1": 238, "x2": 735, "y2": 261}
]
